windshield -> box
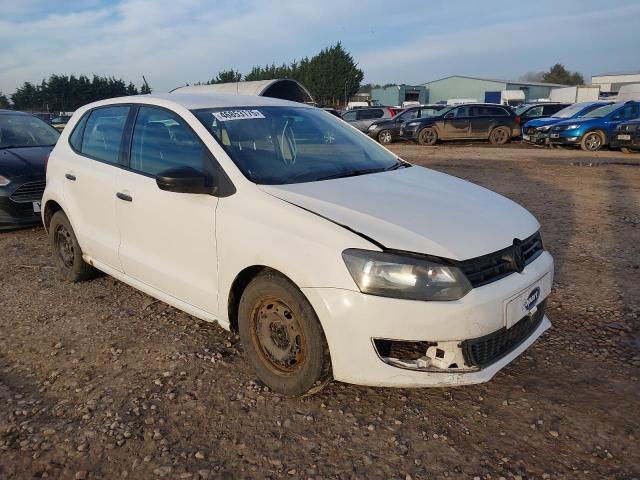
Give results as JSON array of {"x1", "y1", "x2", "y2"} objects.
[
  {"x1": 0, "y1": 114, "x2": 60, "y2": 148},
  {"x1": 514, "y1": 104, "x2": 534, "y2": 115},
  {"x1": 582, "y1": 103, "x2": 623, "y2": 118},
  {"x1": 194, "y1": 106, "x2": 404, "y2": 185},
  {"x1": 553, "y1": 103, "x2": 591, "y2": 118}
]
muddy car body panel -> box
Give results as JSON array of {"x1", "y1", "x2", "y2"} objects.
[{"x1": 43, "y1": 93, "x2": 553, "y2": 389}]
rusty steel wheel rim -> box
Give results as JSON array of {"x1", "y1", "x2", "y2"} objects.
[
  {"x1": 250, "y1": 297, "x2": 306, "y2": 374},
  {"x1": 54, "y1": 224, "x2": 74, "y2": 269},
  {"x1": 492, "y1": 128, "x2": 508, "y2": 143}
]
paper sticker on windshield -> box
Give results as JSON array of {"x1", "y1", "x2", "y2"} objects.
[{"x1": 212, "y1": 110, "x2": 265, "y2": 121}]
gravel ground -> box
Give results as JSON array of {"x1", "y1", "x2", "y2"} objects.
[{"x1": 0, "y1": 142, "x2": 639, "y2": 479}]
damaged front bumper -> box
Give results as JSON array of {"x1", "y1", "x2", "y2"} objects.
[{"x1": 302, "y1": 251, "x2": 553, "y2": 388}]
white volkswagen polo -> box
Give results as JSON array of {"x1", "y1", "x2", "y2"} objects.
[{"x1": 42, "y1": 93, "x2": 553, "y2": 395}]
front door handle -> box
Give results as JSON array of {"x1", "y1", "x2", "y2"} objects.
[
  {"x1": 65, "y1": 173, "x2": 76, "y2": 181},
  {"x1": 116, "y1": 192, "x2": 133, "y2": 202}
]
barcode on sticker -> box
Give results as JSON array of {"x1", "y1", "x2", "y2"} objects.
[{"x1": 213, "y1": 110, "x2": 265, "y2": 121}]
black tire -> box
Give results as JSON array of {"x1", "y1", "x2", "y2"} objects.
[
  {"x1": 377, "y1": 129, "x2": 393, "y2": 144},
  {"x1": 49, "y1": 211, "x2": 96, "y2": 282},
  {"x1": 417, "y1": 127, "x2": 438, "y2": 146},
  {"x1": 489, "y1": 126, "x2": 510, "y2": 145},
  {"x1": 581, "y1": 130, "x2": 604, "y2": 152},
  {"x1": 238, "y1": 271, "x2": 331, "y2": 395}
]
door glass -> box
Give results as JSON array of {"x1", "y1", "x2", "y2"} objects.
[
  {"x1": 81, "y1": 106, "x2": 130, "y2": 164},
  {"x1": 130, "y1": 107, "x2": 206, "y2": 176},
  {"x1": 342, "y1": 111, "x2": 357, "y2": 121},
  {"x1": 454, "y1": 107, "x2": 471, "y2": 118},
  {"x1": 527, "y1": 106, "x2": 544, "y2": 117}
]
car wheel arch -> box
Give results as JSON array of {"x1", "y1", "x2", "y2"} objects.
[
  {"x1": 227, "y1": 265, "x2": 308, "y2": 333},
  {"x1": 43, "y1": 200, "x2": 64, "y2": 232}
]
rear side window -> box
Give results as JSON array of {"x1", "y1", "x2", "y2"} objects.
[
  {"x1": 130, "y1": 106, "x2": 206, "y2": 176},
  {"x1": 81, "y1": 106, "x2": 130, "y2": 164},
  {"x1": 68, "y1": 114, "x2": 88, "y2": 151}
]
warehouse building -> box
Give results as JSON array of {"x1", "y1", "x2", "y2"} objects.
[
  {"x1": 591, "y1": 71, "x2": 640, "y2": 96},
  {"x1": 371, "y1": 84, "x2": 427, "y2": 106},
  {"x1": 421, "y1": 75, "x2": 565, "y2": 104}
]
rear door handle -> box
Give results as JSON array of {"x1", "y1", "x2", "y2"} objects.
[
  {"x1": 65, "y1": 173, "x2": 76, "y2": 181},
  {"x1": 116, "y1": 192, "x2": 133, "y2": 202}
]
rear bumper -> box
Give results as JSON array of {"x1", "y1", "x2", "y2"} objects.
[{"x1": 610, "y1": 136, "x2": 640, "y2": 150}]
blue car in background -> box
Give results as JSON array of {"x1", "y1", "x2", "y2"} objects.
[
  {"x1": 548, "y1": 101, "x2": 640, "y2": 151},
  {"x1": 522, "y1": 101, "x2": 612, "y2": 146}
]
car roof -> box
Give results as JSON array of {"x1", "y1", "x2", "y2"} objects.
[
  {"x1": 79, "y1": 93, "x2": 313, "y2": 112},
  {"x1": 0, "y1": 109, "x2": 30, "y2": 116}
]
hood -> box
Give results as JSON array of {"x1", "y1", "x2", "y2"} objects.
[
  {"x1": 524, "y1": 117, "x2": 563, "y2": 128},
  {"x1": 0, "y1": 146, "x2": 51, "y2": 178},
  {"x1": 260, "y1": 166, "x2": 539, "y2": 260}
]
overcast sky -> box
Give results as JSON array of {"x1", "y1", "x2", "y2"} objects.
[{"x1": 1, "y1": 0, "x2": 639, "y2": 95}]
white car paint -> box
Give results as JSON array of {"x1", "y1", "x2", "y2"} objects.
[{"x1": 43, "y1": 92, "x2": 553, "y2": 388}]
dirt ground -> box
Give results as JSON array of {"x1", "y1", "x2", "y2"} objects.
[{"x1": 1, "y1": 142, "x2": 639, "y2": 480}]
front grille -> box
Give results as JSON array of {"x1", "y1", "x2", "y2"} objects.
[
  {"x1": 10, "y1": 180, "x2": 46, "y2": 203},
  {"x1": 458, "y1": 231, "x2": 543, "y2": 288},
  {"x1": 461, "y1": 300, "x2": 546, "y2": 368}
]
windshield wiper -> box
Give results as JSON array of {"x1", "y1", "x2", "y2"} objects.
[
  {"x1": 384, "y1": 159, "x2": 411, "y2": 171},
  {"x1": 313, "y1": 167, "x2": 388, "y2": 182}
]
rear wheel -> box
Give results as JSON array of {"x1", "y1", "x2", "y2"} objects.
[
  {"x1": 238, "y1": 271, "x2": 331, "y2": 395},
  {"x1": 49, "y1": 211, "x2": 96, "y2": 282},
  {"x1": 581, "y1": 131, "x2": 604, "y2": 151},
  {"x1": 489, "y1": 126, "x2": 510, "y2": 145},
  {"x1": 377, "y1": 129, "x2": 393, "y2": 144},
  {"x1": 417, "y1": 127, "x2": 438, "y2": 146}
]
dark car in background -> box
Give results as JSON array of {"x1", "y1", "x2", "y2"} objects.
[
  {"x1": 400, "y1": 104, "x2": 520, "y2": 145},
  {"x1": 0, "y1": 110, "x2": 59, "y2": 229},
  {"x1": 522, "y1": 101, "x2": 613, "y2": 146},
  {"x1": 514, "y1": 102, "x2": 570, "y2": 128},
  {"x1": 610, "y1": 119, "x2": 640, "y2": 153},
  {"x1": 341, "y1": 106, "x2": 398, "y2": 132},
  {"x1": 367, "y1": 105, "x2": 446, "y2": 144},
  {"x1": 50, "y1": 115, "x2": 73, "y2": 131},
  {"x1": 549, "y1": 101, "x2": 640, "y2": 151}
]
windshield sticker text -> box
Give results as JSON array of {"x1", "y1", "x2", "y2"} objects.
[{"x1": 212, "y1": 110, "x2": 265, "y2": 121}]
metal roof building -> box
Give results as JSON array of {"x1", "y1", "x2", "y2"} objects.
[
  {"x1": 172, "y1": 79, "x2": 314, "y2": 104},
  {"x1": 421, "y1": 75, "x2": 566, "y2": 104},
  {"x1": 591, "y1": 71, "x2": 640, "y2": 95}
]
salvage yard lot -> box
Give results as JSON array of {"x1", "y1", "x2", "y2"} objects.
[{"x1": 1, "y1": 143, "x2": 639, "y2": 479}]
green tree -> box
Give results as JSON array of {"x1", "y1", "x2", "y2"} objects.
[
  {"x1": 542, "y1": 64, "x2": 585, "y2": 86},
  {"x1": 140, "y1": 81, "x2": 152, "y2": 94},
  {"x1": 207, "y1": 69, "x2": 243, "y2": 84},
  {"x1": 0, "y1": 92, "x2": 10, "y2": 108}
]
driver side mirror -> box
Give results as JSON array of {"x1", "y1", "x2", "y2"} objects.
[{"x1": 156, "y1": 166, "x2": 211, "y2": 194}]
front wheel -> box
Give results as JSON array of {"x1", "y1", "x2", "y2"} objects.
[
  {"x1": 49, "y1": 211, "x2": 96, "y2": 282},
  {"x1": 417, "y1": 127, "x2": 438, "y2": 146},
  {"x1": 489, "y1": 126, "x2": 510, "y2": 145},
  {"x1": 238, "y1": 271, "x2": 331, "y2": 395},
  {"x1": 581, "y1": 131, "x2": 604, "y2": 151},
  {"x1": 377, "y1": 129, "x2": 393, "y2": 144}
]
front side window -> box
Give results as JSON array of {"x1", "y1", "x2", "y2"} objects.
[
  {"x1": 81, "y1": 106, "x2": 130, "y2": 164},
  {"x1": 527, "y1": 106, "x2": 544, "y2": 117},
  {"x1": 342, "y1": 111, "x2": 357, "y2": 121},
  {"x1": 0, "y1": 114, "x2": 59, "y2": 149},
  {"x1": 193, "y1": 106, "x2": 400, "y2": 185},
  {"x1": 583, "y1": 103, "x2": 625, "y2": 118},
  {"x1": 130, "y1": 107, "x2": 206, "y2": 176},
  {"x1": 453, "y1": 106, "x2": 472, "y2": 118}
]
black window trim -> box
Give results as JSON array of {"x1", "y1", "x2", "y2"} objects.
[
  {"x1": 67, "y1": 104, "x2": 134, "y2": 167},
  {"x1": 122, "y1": 103, "x2": 235, "y2": 196},
  {"x1": 66, "y1": 102, "x2": 235, "y2": 197}
]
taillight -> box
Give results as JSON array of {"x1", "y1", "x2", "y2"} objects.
[
  {"x1": 388, "y1": 108, "x2": 396, "y2": 117},
  {"x1": 514, "y1": 116, "x2": 521, "y2": 124}
]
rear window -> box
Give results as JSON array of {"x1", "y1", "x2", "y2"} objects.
[{"x1": 80, "y1": 106, "x2": 130, "y2": 164}]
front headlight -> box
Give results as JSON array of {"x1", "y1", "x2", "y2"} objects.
[
  {"x1": 0, "y1": 175, "x2": 11, "y2": 186},
  {"x1": 407, "y1": 122, "x2": 421, "y2": 127},
  {"x1": 565, "y1": 124, "x2": 580, "y2": 130},
  {"x1": 368, "y1": 124, "x2": 378, "y2": 131},
  {"x1": 342, "y1": 249, "x2": 471, "y2": 301},
  {"x1": 539, "y1": 125, "x2": 551, "y2": 132}
]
